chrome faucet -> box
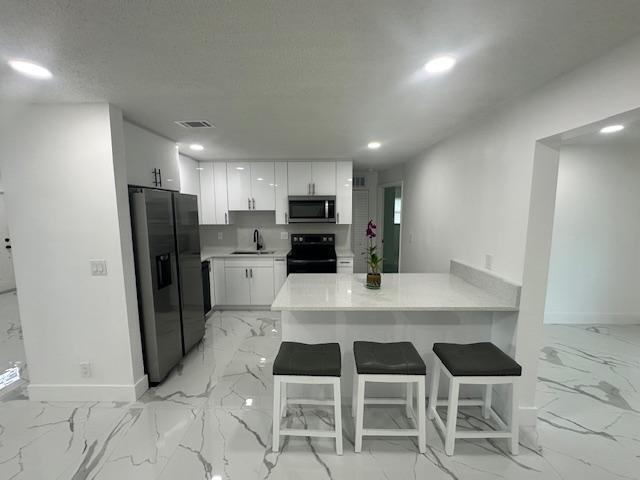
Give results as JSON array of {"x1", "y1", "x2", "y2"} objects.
[{"x1": 253, "y1": 229, "x2": 264, "y2": 251}]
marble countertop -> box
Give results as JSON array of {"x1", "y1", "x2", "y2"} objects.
[
  {"x1": 271, "y1": 273, "x2": 519, "y2": 312},
  {"x1": 202, "y1": 247, "x2": 354, "y2": 261},
  {"x1": 201, "y1": 247, "x2": 290, "y2": 260}
]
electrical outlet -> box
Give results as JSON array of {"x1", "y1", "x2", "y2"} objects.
[
  {"x1": 485, "y1": 254, "x2": 493, "y2": 271},
  {"x1": 90, "y1": 260, "x2": 107, "y2": 276},
  {"x1": 80, "y1": 362, "x2": 92, "y2": 378},
  {"x1": 218, "y1": 232, "x2": 223, "y2": 240},
  {"x1": 280, "y1": 232, "x2": 288, "y2": 240}
]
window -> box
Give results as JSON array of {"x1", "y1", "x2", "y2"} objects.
[{"x1": 393, "y1": 197, "x2": 402, "y2": 224}]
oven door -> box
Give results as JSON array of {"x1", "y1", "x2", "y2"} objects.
[
  {"x1": 287, "y1": 257, "x2": 337, "y2": 274},
  {"x1": 288, "y1": 196, "x2": 336, "y2": 223}
]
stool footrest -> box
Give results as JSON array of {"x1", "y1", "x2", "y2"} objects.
[
  {"x1": 286, "y1": 398, "x2": 336, "y2": 406},
  {"x1": 280, "y1": 428, "x2": 338, "y2": 438},
  {"x1": 364, "y1": 398, "x2": 407, "y2": 405},
  {"x1": 456, "y1": 430, "x2": 513, "y2": 439},
  {"x1": 362, "y1": 428, "x2": 419, "y2": 437}
]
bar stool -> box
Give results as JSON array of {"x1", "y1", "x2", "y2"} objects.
[
  {"x1": 427, "y1": 342, "x2": 522, "y2": 456},
  {"x1": 272, "y1": 342, "x2": 343, "y2": 455},
  {"x1": 352, "y1": 341, "x2": 426, "y2": 453}
]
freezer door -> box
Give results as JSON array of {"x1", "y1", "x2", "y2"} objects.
[
  {"x1": 130, "y1": 188, "x2": 183, "y2": 383},
  {"x1": 173, "y1": 193, "x2": 205, "y2": 353}
]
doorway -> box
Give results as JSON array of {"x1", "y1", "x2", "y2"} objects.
[{"x1": 379, "y1": 183, "x2": 402, "y2": 273}]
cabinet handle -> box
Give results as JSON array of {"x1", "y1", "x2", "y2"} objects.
[
  {"x1": 158, "y1": 168, "x2": 162, "y2": 187},
  {"x1": 245, "y1": 268, "x2": 248, "y2": 278},
  {"x1": 308, "y1": 183, "x2": 311, "y2": 195},
  {"x1": 250, "y1": 268, "x2": 253, "y2": 278},
  {"x1": 337, "y1": 212, "x2": 340, "y2": 223},
  {"x1": 275, "y1": 258, "x2": 284, "y2": 262},
  {"x1": 252, "y1": 198, "x2": 256, "y2": 210},
  {"x1": 313, "y1": 183, "x2": 316, "y2": 195},
  {"x1": 152, "y1": 168, "x2": 159, "y2": 187},
  {"x1": 224, "y1": 212, "x2": 228, "y2": 224},
  {"x1": 284, "y1": 212, "x2": 288, "y2": 224},
  {"x1": 248, "y1": 198, "x2": 251, "y2": 210}
]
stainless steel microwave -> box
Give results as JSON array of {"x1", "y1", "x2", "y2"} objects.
[{"x1": 288, "y1": 196, "x2": 336, "y2": 223}]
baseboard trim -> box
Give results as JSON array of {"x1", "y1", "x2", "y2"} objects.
[
  {"x1": 28, "y1": 375, "x2": 149, "y2": 402},
  {"x1": 544, "y1": 312, "x2": 640, "y2": 325},
  {"x1": 213, "y1": 305, "x2": 271, "y2": 311}
]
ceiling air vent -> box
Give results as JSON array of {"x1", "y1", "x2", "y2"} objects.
[{"x1": 174, "y1": 120, "x2": 215, "y2": 129}]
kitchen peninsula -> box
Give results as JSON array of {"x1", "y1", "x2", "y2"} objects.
[{"x1": 271, "y1": 260, "x2": 522, "y2": 411}]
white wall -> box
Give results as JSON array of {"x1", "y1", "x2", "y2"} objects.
[
  {"x1": 178, "y1": 154, "x2": 200, "y2": 196},
  {"x1": 0, "y1": 104, "x2": 146, "y2": 401},
  {"x1": 545, "y1": 142, "x2": 640, "y2": 324},
  {"x1": 400, "y1": 33, "x2": 640, "y2": 426}
]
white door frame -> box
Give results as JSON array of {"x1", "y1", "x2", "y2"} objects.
[
  {"x1": 377, "y1": 181, "x2": 404, "y2": 272},
  {"x1": 0, "y1": 192, "x2": 15, "y2": 293}
]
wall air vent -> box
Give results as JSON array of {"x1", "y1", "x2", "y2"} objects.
[
  {"x1": 174, "y1": 120, "x2": 215, "y2": 129},
  {"x1": 353, "y1": 175, "x2": 366, "y2": 188}
]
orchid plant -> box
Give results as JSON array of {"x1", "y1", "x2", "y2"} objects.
[{"x1": 366, "y1": 220, "x2": 383, "y2": 274}]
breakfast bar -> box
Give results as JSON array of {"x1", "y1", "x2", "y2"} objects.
[{"x1": 271, "y1": 260, "x2": 522, "y2": 415}]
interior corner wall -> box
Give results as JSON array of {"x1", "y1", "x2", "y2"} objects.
[
  {"x1": 0, "y1": 103, "x2": 146, "y2": 401},
  {"x1": 401, "y1": 33, "x2": 640, "y2": 282},
  {"x1": 545, "y1": 141, "x2": 640, "y2": 324},
  {"x1": 398, "y1": 32, "x2": 640, "y2": 423}
]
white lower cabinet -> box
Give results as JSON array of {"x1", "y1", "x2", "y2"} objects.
[
  {"x1": 274, "y1": 257, "x2": 287, "y2": 293},
  {"x1": 222, "y1": 258, "x2": 275, "y2": 305},
  {"x1": 249, "y1": 266, "x2": 275, "y2": 305},
  {"x1": 337, "y1": 256, "x2": 354, "y2": 274},
  {"x1": 212, "y1": 258, "x2": 226, "y2": 305}
]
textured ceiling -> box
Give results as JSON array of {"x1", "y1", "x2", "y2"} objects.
[{"x1": 2, "y1": 1, "x2": 640, "y2": 168}]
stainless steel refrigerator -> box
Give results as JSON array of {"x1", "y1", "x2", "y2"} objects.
[{"x1": 129, "y1": 187, "x2": 205, "y2": 383}]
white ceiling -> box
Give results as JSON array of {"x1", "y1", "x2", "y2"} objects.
[{"x1": 2, "y1": 1, "x2": 640, "y2": 169}]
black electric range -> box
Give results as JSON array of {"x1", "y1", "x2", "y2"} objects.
[{"x1": 286, "y1": 234, "x2": 337, "y2": 274}]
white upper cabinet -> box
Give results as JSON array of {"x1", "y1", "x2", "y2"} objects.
[
  {"x1": 250, "y1": 162, "x2": 275, "y2": 210},
  {"x1": 311, "y1": 161, "x2": 336, "y2": 195},
  {"x1": 199, "y1": 162, "x2": 231, "y2": 225},
  {"x1": 198, "y1": 163, "x2": 216, "y2": 224},
  {"x1": 227, "y1": 162, "x2": 252, "y2": 210},
  {"x1": 227, "y1": 162, "x2": 275, "y2": 211},
  {"x1": 274, "y1": 162, "x2": 288, "y2": 224},
  {"x1": 287, "y1": 162, "x2": 312, "y2": 195},
  {"x1": 178, "y1": 155, "x2": 200, "y2": 196},
  {"x1": 336, "y1": 160, "x2": 353, "y2": 224},
  {"x1": 287, "y1": 161, "x2": 336, "y2": 196},
  {"x1": 124, "y1": 121, "x2": 180, "y2": 191},
  {"x1": 213, "y1": 162, "x2": 231, "y2": 224}
]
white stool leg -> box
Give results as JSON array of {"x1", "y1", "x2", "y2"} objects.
[
  {"x1": 417, "y1": 377, "x2": 426, "y2": 453},
  {"x1": 272, "y1": 377, "x2": 281, "y2": 452},
  {"x1": 333, "y1": 378, "x2": 343, "y2": 455},
  {"x1": 405, "y1": 382, "x2": 414, "y2": 418},
  {"x1": 355, "y1": 375, "x2": 366, "y2": 453},
  {"x1": 351, "y1": 366, "x2": 358, "y2": 418},
  {"x1": 427, "y1": 359, "x2": 441, "y2": 420},
  {"x1": 510, "y1": 380, "x2": 519, "y2": 455},
  {"x1": 281, "y1": 381, "x2": 287, "y2": 418},
  {"x1": 444, "y1": 378, "x2": 459, "y2": 456},
  {"x1": 483, "y1": 384, "x2": 492, "y2": 419}
]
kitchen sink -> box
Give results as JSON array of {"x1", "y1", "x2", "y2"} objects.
[{"x1": 231, "y1": 250, "x2": 275, "y2": 255}]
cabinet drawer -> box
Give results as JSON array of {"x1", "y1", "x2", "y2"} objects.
[{"x1": 337, "y1": 258, "x2": 354, "y2": 267}]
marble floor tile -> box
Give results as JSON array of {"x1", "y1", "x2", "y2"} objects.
[{"x1": 2, "y1": 290, "x2": 639, "y2": 479}]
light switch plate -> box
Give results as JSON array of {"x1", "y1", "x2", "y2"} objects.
[
  {"x1": 90, "y1": 260, "x2": 107, "y2": 276},
  {"x1": 280, "y1": 232, "x2": 288, "y2": 240}
]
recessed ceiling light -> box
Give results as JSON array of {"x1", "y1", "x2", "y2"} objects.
[
  {"x1": 235, "y1": 166, "x2": 245, "y2": 170},
  {"x1": 8, "y1": 59, "x2": 52, "y2": 79},
  {"x1": 600, "y1": 124, "x2": 624, "y2": 134},
  {"x1": 257, "y1": 177, "x2": 264, "y2": 181},
  {"x1": 423, "y1": 56, "x2": 456, "y2": 74},
  {"x1": 367, "y1": 142, "x2": 381, "y2": 150},
  {"x1": 189, "y1": 144, "x2": 204, "y2": 151},
  {"x1": 196, "y1": 167, "x2": 204, "y2": 171}
]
